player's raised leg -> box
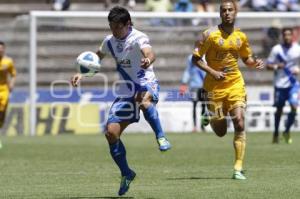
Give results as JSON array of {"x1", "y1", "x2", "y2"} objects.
[
  {"x1": 106, "y1": 122, "x2": 136, "y2": 196},
  {"x1": 230, "y1": 106, "x2": 247, "y2": 180},
  {"x1": 137, "y1": 91, "x2": 171, "y2": 151}
]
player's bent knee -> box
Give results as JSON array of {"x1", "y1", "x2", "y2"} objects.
[
  {"x1": 214, "y1": 129, "x2": 227, "y2": 137},
  {"x1": 105, "y1": 125, "x2": 120, "y2": 143},
  {"x1": 139, "y1": 100, "x2": 152, "y2": 111},
  {"x1": 233, "y1": 118, "x2": 245, "y2": 132},
  {"x1": 211, "y1": 119, "x2": 227, "y2": 137}
]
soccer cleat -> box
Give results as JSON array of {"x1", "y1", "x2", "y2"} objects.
[
  {"x1": 157, "y1": 137, "x2": 171, "y2": 151},
  {"x1": 272, "y1": 136, "x2": 279, "y2": 144},
  {"x1": 118, "y1": 170, "x2": 136, "y2": 196},
  {"x1": 232, "y1": 170, "x2": 247, "y2": 180},
  {"x1": 283, "y1": 133, "x2": 292, "y2": 144},
  {"x1": 201, "y1": 112, "x2": 210, "y2": 127}
]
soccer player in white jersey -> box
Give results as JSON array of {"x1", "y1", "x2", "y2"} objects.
[
  {"x1": 71, "y1": 6, "x2": 171, "y2": 196},
  {"x1": 267, "y1": 27, "x2": 300, "y2": 144}
]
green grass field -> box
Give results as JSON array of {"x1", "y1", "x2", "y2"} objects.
[{"x1": 1, "y1": 133, "x2": 300, "y2": 199}]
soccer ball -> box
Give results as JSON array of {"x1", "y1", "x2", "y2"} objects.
[{"x1": 76, "y1": 51, "x2": 101, "y2": 76}]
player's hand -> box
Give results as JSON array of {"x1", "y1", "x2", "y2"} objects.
[
  {"x1": 179, "y1": 84, "x2": 188, "y2": 95},
  {"x1": 211, "y1": 70, "x2": 226, "y2": 81},
  {"x1": 254, "y1": 58, "x2": 264, "y2": 70},
  {"x1": 71, "y1": 73, "x2": 82, "y2": 87},
  {"x1": 140, "y1": 57, "x2": 151, "y2": 69}
]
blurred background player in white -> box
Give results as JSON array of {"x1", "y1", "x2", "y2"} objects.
[
  {"x1": 71, "y1": 6, "x2": 171, "y2": 196},
  {"x1": 179, "y1": 50, "x2": 206, "y2": 132},
  {"x1": 266, "y1": 27, "x2": 300, "y2": 144},
  {"x1": 0, "y1": 41, "x2": 17, "y2": 148}
]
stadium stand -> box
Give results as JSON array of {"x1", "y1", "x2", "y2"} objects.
[{"x1": 0, "y1": 0, "x2": 282, "y2": 89}]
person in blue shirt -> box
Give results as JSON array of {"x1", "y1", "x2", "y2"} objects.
[{"x1": 179, "y1": 54, "x2": 206, "y2": 132}]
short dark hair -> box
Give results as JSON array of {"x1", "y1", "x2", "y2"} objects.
[
  {"x1": 220, "y1": 0, "x2": 238, "y2": 11},
  {"x1": 0, "y1": 41, "x2": 5, "y2": 46},
  {"x1": 108, "y1": 6, "x2": 132, "y2": 26},
  {"x1": 282, "y1": 27, "x2": 293, "y2": 35}
]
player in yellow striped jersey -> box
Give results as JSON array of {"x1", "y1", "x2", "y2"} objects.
[
  {"x1": 192, "y1": 0, "x2": 264, "y2": 180},
  {"x1": 0, "y1": 41, "x2": 17, "y2": 148}
]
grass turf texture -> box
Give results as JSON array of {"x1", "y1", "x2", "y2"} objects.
[{"x1": 0, "y1": 133, "x2": 300, "y2": 199}]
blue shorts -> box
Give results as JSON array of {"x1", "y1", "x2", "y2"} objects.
[
  {"x1": 106, "y1": 81, "x2": 160, "y2": 125},
  {"x1": 274, "y1": 85, "x2": 300, "y2": 107}
]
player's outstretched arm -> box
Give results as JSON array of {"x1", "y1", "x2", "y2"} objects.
[
  {"x1": 140, "y1": 47, "x2": 155, "y2": 69},
  {"x1": 243, "y1": 56, "x2": 265, "y2": 70},
  {"x1": 71, "y1": 73, "x2": 82, "y2": 87},
  {"x1": 192, "y1": 55, "x2": 226, "y2": 81}
]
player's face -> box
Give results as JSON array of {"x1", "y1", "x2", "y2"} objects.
[
  {"x1": 220, "y1": 2, "x2": 237, "y2": 25},
  {"x1": 283, "y1": 30, "x2": 293, "y2": 45},
  {"x1": 0, "y1": 45, "x2": 5, "y2": 58},
  {"x1": 109, "y1": 21, "x2": 130, "y2": 39}
]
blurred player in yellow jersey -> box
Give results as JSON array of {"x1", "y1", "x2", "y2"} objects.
[
  {"x1": 0, "y1": 41, "x2": 17, "y2": 148},
  {"x1": 192, "y1": 0, "x2": 264, "y2": 180}
]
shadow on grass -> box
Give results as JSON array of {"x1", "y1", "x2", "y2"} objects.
[{"x1": 166, "y1": 176, "x2": 231, "y2": 180}]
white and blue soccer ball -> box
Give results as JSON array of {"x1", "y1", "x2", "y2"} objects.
[{"x1": 76, "y1": 51, "x2": 101, "y2": 76}]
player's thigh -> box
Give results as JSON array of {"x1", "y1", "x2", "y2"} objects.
[
  {"x1": 106, "y1": 122, "x2": 131, "y2": 143},
  {"x1": 207, "y1": 98, "x2": 228, "y2": 136},
  {"x1": 274, "y1": 87, "x2": 289, "y2": 107},
  {"x1": 0, "y1": 90, "x2": 9, "y2": 111}
]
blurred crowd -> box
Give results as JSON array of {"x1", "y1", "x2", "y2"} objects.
[
  {"x1": 47, "y1": 0, "x2": 300, "y2": 12},
  {"x1": 103, "y1": 0, "x2": 300, "y2": 12}
]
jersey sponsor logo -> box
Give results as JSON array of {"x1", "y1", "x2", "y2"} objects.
[
  {"x1": 118, "y1": 59, "x2": 131, "y2": 68},
  {"x1": 215, "y1": 50, "x2": 239, "y2": 60}
]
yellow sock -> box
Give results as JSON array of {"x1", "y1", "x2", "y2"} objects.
[{"x1": 233, "y1": 133, "x2": 246, "y2": 171}]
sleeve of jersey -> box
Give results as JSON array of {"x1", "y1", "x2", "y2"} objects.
[
  {"x1": 266, "y1": 47, "x2": 277, "y2": 64},
  {"x1": 137, "y1": 35, "x2": 152, "y2": 49},
  {"x1": 9, "y1": 59, "x2": 17, "y2": 77},
  {"x1": 239, "y1": 33, "x2": 253, "y2": 59},
  {"x1": 193, "y1": 32, "x2": 210, "y2": 58},
  {"x1": 98, "y1": 36, "x2": 110, "y2": 55}
]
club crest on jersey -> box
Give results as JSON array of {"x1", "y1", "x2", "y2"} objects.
[{"x1": 116, "y1": 42, "x2": 123, "y2": 53}]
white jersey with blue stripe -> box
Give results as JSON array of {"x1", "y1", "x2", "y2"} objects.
[
  {"x1": 99, "y1": 27, "x2": 157, "y2": 95},
  {"x1": 267, "y1": 43, "x2": 300, "y2": 88}
]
